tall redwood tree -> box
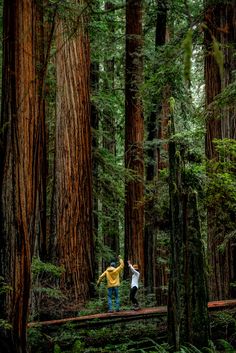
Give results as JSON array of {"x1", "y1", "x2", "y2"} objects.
[
  {"x1": 53, "y1": 0, "x2": 94, "y2": 303},
  {"x1": 124, "y1": 0, "x2": 144, "y2": 276},
  {"x1": 168, "y1": 114, "x2": 209, "y2": 350},
  {"x1": 204, "y1": 0, "x2": 236, "y2": 300},
  {"x1": 0, "y1": 0, "x2": 45, "y2": 351}
]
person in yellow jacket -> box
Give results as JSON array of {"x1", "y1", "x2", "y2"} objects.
[{"x1": 97, "y1": 255, "x2": 124, "y2": 312}]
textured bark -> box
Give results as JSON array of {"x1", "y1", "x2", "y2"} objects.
[
  {"x1": 54, "y1": 1, "x2": 94, "y2": 303},
  {"x1": 183, "y1": 192, "x2": 209, "y2": 347},
  {"x1": 0, "y1": 0, "x2": 45, "y2": 351},
  {"x1": 167, "y1": 134, "x2": 184, "y2": 350},
  {"x1": 204, "y1": 1, "x2": 236, "y2": 300},
  {"x1": 124, "y1": 0, "x2": 144, "y2": 277},
  {"x1": 167, "y1": 133, "x2": 209, "y2": 350},
  {"x1": 91, "y1": 61, "x2": 99, "y2": 280}
]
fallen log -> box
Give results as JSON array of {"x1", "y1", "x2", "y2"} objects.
[{"x1": 27, "y1": 299, "x2": 236, "y2": 329}]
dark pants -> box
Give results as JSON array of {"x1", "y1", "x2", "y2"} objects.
[{"x1": 130, "y1": 286, "x2": 139, "y2": 306}]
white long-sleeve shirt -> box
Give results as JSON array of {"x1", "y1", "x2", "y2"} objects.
[{"x1": 128, "y1": 264, "x2": 140, "y2": 288}]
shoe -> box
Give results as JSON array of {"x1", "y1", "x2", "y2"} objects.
[
  {"x1": 108, "y1": 310, "x2": 114, "y2": 313},
  {"x1": 115, "y1": 309, "x2": 120, "y2": 312}
]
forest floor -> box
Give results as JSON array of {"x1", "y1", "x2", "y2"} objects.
[{"x1": 27, "y1": 300, "x2": 236, "y2": 352}]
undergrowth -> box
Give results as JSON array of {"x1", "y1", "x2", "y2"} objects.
[
  {"x1": 27, "y1": 311, "x2": 236, "y2": 353},
  {"x1": 27, "y1": 284, "x2": 236, "y2": 353}
]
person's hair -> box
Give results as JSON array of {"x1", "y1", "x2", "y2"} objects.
[
  {"x1": 110, "y1": 261, "x2": 116, "y2": 267},
  {"x1": 133, "y1": 264, "x2": 139, "y2": 270}
]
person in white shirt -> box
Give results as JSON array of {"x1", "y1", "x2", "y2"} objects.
[{"x1": 128, "y1": 260, "x2": 140, "y2": 310}]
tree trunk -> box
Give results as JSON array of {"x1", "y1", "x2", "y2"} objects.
[
  {"x1": 204, "y1": 0, "x2": 236, "y2": 300},
  {"x1": 54, "y1": 0, "x2": 94, "y2": 303},
  {"x1": 91, "y1": 60, "x2": 99, "y2": 281},
  {"x1": 0, "y1": 0, "x2": 45, "y2": 351},
  {"x1": 167, "y1": 129, "x2": 184, "y2": 350},
  {"x1": 183, "y1": 191, "x2": 209, "y2": 348},
  {"x1": 124, "y1": 0, "x2": 144, "y2": 277},
  {"x1": 168, "y1": 116, "x2": 209, "y2": 350}
]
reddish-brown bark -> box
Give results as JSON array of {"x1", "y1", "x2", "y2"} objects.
[
  {"x1": 54, "y1": 0, "x2": 94, "y2": 303},
  {"x1": 124, "y1": 0, "x2": 144, "y2": 276},
  {"x1": 0, "y1": 0, "x2": 45, "y2": 351}
]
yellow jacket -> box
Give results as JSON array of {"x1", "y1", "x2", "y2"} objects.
[{"x1": 97, "y1": 258, "x2": 124, "y2": 288}]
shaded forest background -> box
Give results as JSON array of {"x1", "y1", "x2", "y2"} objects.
[{"x1": 0, "y1": 0, "x2": 236, "y2": 352}]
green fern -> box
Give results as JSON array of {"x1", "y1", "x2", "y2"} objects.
[
  {"x1": 31, "y1": 257, "x2": 64, "y2": 279},
  {"x1": 0, "y1": 319, "x2": 12, "y2": 330},
  {"x1": 53, "y1": 343, "x2": 61, "y2": 353},
  {"x1": 0, "y1": 276, "x2": 12, "y2": 294},
  {"x1": 216, "y1": 339, "x2": 235, "y2": 352},
  {"x1": 72, "y1": 339, "x2": 84, "y2": 353}
]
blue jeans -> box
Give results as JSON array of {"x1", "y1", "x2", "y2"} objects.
[{"x1": 108, "y1": 287, "x2": 119, "y2": 311}]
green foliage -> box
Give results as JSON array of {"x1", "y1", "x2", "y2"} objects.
[
  {"x1": 210, "y1": 311, "x2": 236, "y2": 350},
  {"x1": 27, "y1": 326, "x2": 44, "y2": 349},
  {"x1": 169, "y1": 97, "x2": 176, "y2": 115},
  {"x1": 167, "y1": 127, "x2": 206, "y2": 194},
  {"x1": 27, "y1": 313, "x2": 236, "y2": 353},
  {"x1": 72, "y1": 339, "x2": 84, "y2": 353},
  {"x1": 89, "y1": 1, "x2": 127, "y2": 264},
  {"x1": 213, "y1": 138, "x2": 236, "y2": 161},
  {"x1": 218, "y1": 230, "x2": 236, "y2": 253},
  {"x1": 31, "y1": 257, "x2": 65, "y2": 299},
  {"x1": 206, "y1": 139, "x2": 236, "y2": 236},
  {"x1": 0, "y1": 319, "x2": 12, "y2": 330},
  {"x1": 56, "y1": 323, "x2": 81, "y2": 343},
  {"x1": 207, "y1": 171, "x2": 236, "y2": 204},
  {"x1": 79, "y1": 296, "x2": 107, "y2": 315},
  {"x1": 182, "y1": 164, "x2": 206, "y2": 192},
  {"x1": 212, "y1": 311, "x2": 236, "y2": 330},
  {"x1": 215, "y1": 339, "x2": 235, "y2": 352},
  {"x1": 30, "y1": 258, "x2": 65, "y2": 321},
  {"x1": 177, "y1": 345, "x2": 203, "y2": 353},
  {"x1": 32, "y1": 257, "x2": 65, "y2": 280},
  {"x1": 33, "y1": 287, "x2": 63, "y2": 299},
  {"x1": 147, "y1": 342, "x2": 170, "y2": 352},
  {"x1": 54, "y1": 344, "x2": 61, "y2": 353},
  {"x1": 206, "y1": 82, "x2": 236, "y2": 115},
  {"x1": 0, "y1": 275, "x2": 12, "y2": 295},
  {"x1": 182, "y1": 29, "x2": 193, "y2": 86},
  {"x1": 0, "y1": 276, "x2": 13, "y2": 329}
]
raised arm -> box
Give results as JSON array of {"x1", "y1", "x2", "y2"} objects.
[
  {"x1": 97, "y1": 271, "x2": 106, "y2": 285},
  {"x1": 114, "y1": 255, "x2": 124, "y2": 273},
  {"x1": 128, "y1": 261, "x2": 139, "y2": 274}
]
